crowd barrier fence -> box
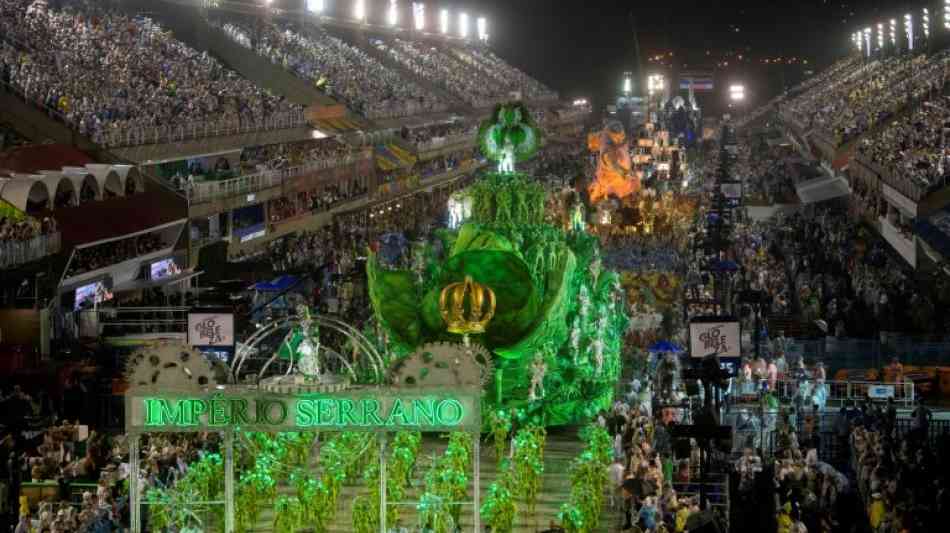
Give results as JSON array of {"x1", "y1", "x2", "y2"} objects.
[
  {"x1": 186, "y1": 154, "x2": 369, "y2": 204},
  {"x1": 0, "y1": 232, "x2": 61, "y2": 269}
]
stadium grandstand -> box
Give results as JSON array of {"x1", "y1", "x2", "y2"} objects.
[{"x1": 0, "y1": 0, "x2": 588, "y2": 355}]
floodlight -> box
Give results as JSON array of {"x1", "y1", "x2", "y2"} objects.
[
  {"x1": 477, "y1": 17, "x2": 487, "y2": 42},
  {"x1": 354, "y1": 0, "x2": 365, "y2": 22},
  {"x1": 459, "y1": 12, "x2": 469, "y2": 38},
  {"x1": 864, "y1": 27, "x2": 872, "y2": 57},
  {"x1": 307, "y1": 0, "x2": 323, "y2": 13},
  {"x1": 623, "y1": 76, "x2": 632, "y2": 95},
  {"x1": 889, "y1": 19, "x2": 896, "y2": 46},
  {"x1": 906, "y1": 14, "x2": 914, "y2": 50},
  {"x1": 388, "y1": 0, "x2": 398, "y2": 26},
  {"x1": 876, "y1": 23, "x2": 884, "y2": 50},
  {"x1": 413, "y1": 2, "x2": 425, "y2": 31},
  {"x1": 729, "y1": 84, "x2": 745, "y2": 101},
  {"x1": 440, "y1": 8, "x2": 449, "y2": 34}
]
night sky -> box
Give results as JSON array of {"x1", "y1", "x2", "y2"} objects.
[
  {"x1": 463, "y1": 0, "x2": 935, "y2": 109},
  {"x1": 284, "y1": 0, "x2": 937, "y2": 110}
]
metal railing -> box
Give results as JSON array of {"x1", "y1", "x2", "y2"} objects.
[
  {"x1": 93, "y1": 110, "x2": 308, "y2": 149},
  {"x1": 770, "y1": 378, "x2": 916, "y2": 407},
  {"x1": 415, "y1": 132, "x2": 476, "y2": 152},
  {"x1": 0, "y1": 232, "x2": 61, "y2": 269},
  {"x1": 94, "y1": 306, "x2": 190, "y2": 338},
  {"x1": 187, "y1": 154, "x2": 368, "y2": 204},
  {"x1": 854, "y1": 153, "x2": 932, "y2": 202}
]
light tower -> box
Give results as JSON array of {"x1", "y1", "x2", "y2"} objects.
[{"x1": 906, "y1": 14, "x2": 914, "y2": 51}]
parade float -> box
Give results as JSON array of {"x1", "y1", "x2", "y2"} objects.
[{"x1": 367, "y1": 102, "x2": 629, "y2": 427}]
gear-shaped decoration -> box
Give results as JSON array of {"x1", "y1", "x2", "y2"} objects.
[
  {"x1": 126, "y1": 342, "x2": 217, "y2": 392},
  {"x1": 387, "y1": 342, "x2": 493, "y2": 388}
]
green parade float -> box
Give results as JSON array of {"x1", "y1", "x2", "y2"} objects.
[
  {"x1": 367, "y1": 102, "x2": 629, "y2": 427},
  {"x1": 119, "y1": 103, "x2": 625, "y2": 533}
]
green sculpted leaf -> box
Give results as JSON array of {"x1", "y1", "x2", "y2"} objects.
[{"x1": 367, "y1": 252, "x2": 423, "y2": 348}]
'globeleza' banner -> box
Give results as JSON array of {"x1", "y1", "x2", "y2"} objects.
[{"x1": 125, "y1": 388, "x2": 480, "y2": 433}]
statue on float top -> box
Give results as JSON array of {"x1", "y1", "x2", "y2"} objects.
[
  {"x1": 587, "y1": 120, "x2": 641, "y2": 204},
  {"x1": 477, "y1": 102, "x2": 541, "y2": 175}
]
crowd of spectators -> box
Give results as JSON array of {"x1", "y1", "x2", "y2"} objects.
[
  {"x1": 724, "y1": 198, "x2": 947, "y2": 337},
  {"x1": 375, "y1": 37, "x2": 510, "y2": 108},
  {"x1": 601, "y1": 370, "x2": 729, "y2": 533},
  {"x1": 0, "y1": 0, "x2": 302, "y2": 148},
  {"x1": 858, "y1": 94, "x2": 950, "y2": 196},
  {"x1": 1, "y1": 214, "x2": 59, "y2": 268},
  {"x1": 66, "y1": 233, "x2": 166, "y2": 278},
  {"x1": 447, "y1": 45, "x2": 557, "y2": 102},
  {"x1": 730, "y1": 405, "x2": 853, "y2": 533},
  {"x1": 851, "y1": 403, "x2": 950, "y2": 532},
  {"x1": 0, "y1": 215, "x2": 56, "y2": 244},
  {"x1": 399, "y1": 120, "x2": 478, "y2": 148},
  {"x1": 239, "y1": 137, "x2": 354, "y2": 173},
  {"x1": 216, "y1": 18, "x2": 446, "y2": 119},
  {"x1": 3, "y1": 391, "x2": 223, "y2": 533},
  {"x1": 267, "y1": 177, "x2": 369, "y2": 225},
  {"x1": 781, "y1": 52, "x2": 950, "y2": 146}
]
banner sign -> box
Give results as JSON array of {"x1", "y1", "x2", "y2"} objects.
[
  {"x1": 188, "y1": 313, "x2": 235, "y2": 347},
  {"x1": 867, "y1": 385, "x2": 895, "y2": 399},
  {"x1": 689, "y1": 319, "x2": 741, "y2": 358},
  {"x1": 125, "y1": 388, "x2": 481, "y2": 433}
]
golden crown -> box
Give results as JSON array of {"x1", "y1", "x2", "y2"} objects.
[{"x1": 439, "y1": 275, "x2": 496, "y2": 335}]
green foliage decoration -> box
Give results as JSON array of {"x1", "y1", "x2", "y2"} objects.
[
  {"x1": 489, "y1": 410, "x2": 512, "y2": 466},
  {"x1": 417, "y1": 433, "x2": 473, "y2": 531},
  {"x1": 511, "y1": 426, "x2": 546, "y2": 514},
  {"x1": 556, "y1": 425, "x2": 613, "y2": 533},
  {"x1": 352, "y1": 431, "x2": 422, "y2": 533},
  {"x1": 480, "y1": 476, "x2": 517, "y2": 533}
]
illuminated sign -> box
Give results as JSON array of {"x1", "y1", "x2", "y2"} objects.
[{"x1": 125, "y1": 389, "x2": 480, "y2": 432}]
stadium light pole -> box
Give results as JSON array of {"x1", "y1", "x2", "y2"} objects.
[
  {"x1": 459, "y1": 12, "x2": 469, "y2": 39},
  {"x1": 387, "y1": 0, "x2": 398, "y2": 26},
  {"x1": 905, "y1": 14, "x2": 914, "y2": 52},
  {"x1": 477, "y1": 16, "x2": 488, "y2": 43},
  {"x1": 412, "y1": 2, "x2": 425, "y2": 32},
  {"x1": 440, "y1": 8, "x2": 449, "y2": 34},
  {"x1": 877, "y1": 22, "x2": 884, "y2": 53},
  {"x1": 890, "y1": 19, "x2": 897, "y2": 51},
  {"x1": 728, "y1": 84, "x2": 746, "y2": 119},
  {"x1": 306, "y1": 0, "x2": 323, "y2": 14},
  {"x1": 354, "y1": 0, "x2": 365, "y2": 23},
  {"x1": 864, "y1": 27, "x2": 872, "y2": 58}
]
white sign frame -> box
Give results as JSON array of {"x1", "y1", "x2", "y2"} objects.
[
  {"x1": 689, "y1": 320, "x2": 741, "y2": 358},
  {"x1": 188, "y1": 312, "x2": 235, "y2": 347}
]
